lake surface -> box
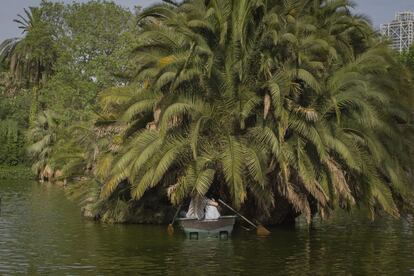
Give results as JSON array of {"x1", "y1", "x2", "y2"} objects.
[{"x1": 0, "y1": 180, "x2": 413, "y2": 275}]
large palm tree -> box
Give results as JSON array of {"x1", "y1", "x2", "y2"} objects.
[
  {"x1": 96, "y1": 0, "x2": 413, "y2": 222},
  {"x1": 1, "y1": 7, "x2": 58, "y2": 130},
  {"x1": 0, "y1": 7, "x2": 54, "y2": 85}
]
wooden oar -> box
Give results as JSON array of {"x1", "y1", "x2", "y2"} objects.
[
  {"x1": 167, "y1": 204, "x2": 182, "y2": 235},
  {"x1": 218, "y1": 199, "x2": 270, "y2": 236}
]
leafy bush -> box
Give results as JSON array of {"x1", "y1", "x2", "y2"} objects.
[
  {"x1": 0, "y1": 165, "x2": 32, "y2": 180},
  {"x1": 0, "y1": 119, "x2": 27, "y2": 166}
]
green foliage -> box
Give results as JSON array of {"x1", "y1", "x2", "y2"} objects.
[
  {"x1": 0, "y1": 91, "x2": 31, "y2": 126},
  {"x1": 0, "y1": 6, "x2": 57, "y2": 86},
  {"x1": 0, "y1": 165, "x2": 32, "y2": 180},
  {"x1": 95, "y1": 0, "x2": 414, "y2": 221},
  {"x1": 0, "y1": 86, "x2": 30, "y2": 166},
  {"x1": 0, "y1": 119, "x2": 27, "y2": 166},
  {"x1": 0, "y1": 0, "x2": 139, "y2": 168},
  {"x1": 38, "y1": 1, "x2": 139, "y2": 121},
  {"x1": 1, "y1": 0, "x2": 413, "y2": 224},
  {"x1": 27, "y1": 110, "x2": 61, "y2": 178},
  {"x1": 401, "y1": 44, "x2": 414, "y2": 74}
]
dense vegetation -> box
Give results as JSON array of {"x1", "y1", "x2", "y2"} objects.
[{"x1": 1, "y1": 0, "x2": 413, "y2": 224}]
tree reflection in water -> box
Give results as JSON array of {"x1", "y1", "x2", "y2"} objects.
[{"x1": 0, "y1": 181, "x2": 413, "y2": 275}]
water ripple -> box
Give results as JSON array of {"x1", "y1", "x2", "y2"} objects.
[{"x1": 0, "y1": 180, "x2": 413, "y2": 275}]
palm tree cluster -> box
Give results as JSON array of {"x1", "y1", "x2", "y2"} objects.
[
  {"x1": 11, "y1": 0, "x2": 412, "y2": 223},
  {"x1": 90, "y1": 0, "x2": 413, "y2": 222}
]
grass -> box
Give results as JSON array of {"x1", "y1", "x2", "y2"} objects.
[{"x1": 0, "y1": 165, "x2": 33, "y2": 180}]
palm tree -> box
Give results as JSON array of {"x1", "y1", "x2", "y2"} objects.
[
  {"x1": 0, "y1": 7, "x2": 54, "y2": 85},
  {"x1": 95, "y1": 0, "x2": 413, "y2": 222},
  {"x1": 27, "y1": 110, "x2": 60, "y2": 181},
  {"x1": 1, "y1": 7, "x2": 58, "y2": 129}
]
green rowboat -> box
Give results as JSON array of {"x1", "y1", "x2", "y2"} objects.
[{"x1": 176, "y1": 215, "x2": 237, "y2": 238}]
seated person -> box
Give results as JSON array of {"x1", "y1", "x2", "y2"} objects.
[
  {"x1": 186, "y1": 196, "x2": 220, "y2": 220},
  {"x1": 204, "y1": 198, "x2": 220, "y2": 220}
]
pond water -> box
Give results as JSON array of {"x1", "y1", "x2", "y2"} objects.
[{"x1": 0, "y1": 180, "x2": 413, "y2": 275}]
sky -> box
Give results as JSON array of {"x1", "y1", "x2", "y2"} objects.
[{"x1": 1, "y1": 0, "x2": 414, "y2": 42}]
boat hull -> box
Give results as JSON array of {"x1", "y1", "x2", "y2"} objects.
[{"x1": 176, "y1": 216, "x2": 237, "y2": 238}]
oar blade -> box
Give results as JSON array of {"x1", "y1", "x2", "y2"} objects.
[
  {"x1": 256, "y1": 224, "x2": 271, "y2": 236},
  {"x1": 167, "y1": 224, "x2": 174, "y2": 235}
]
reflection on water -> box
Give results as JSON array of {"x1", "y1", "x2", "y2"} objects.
[{"x1": 0, "y1": 180, "x2": 413, "y2": 275}]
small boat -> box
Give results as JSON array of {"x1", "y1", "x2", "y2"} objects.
[{"x1": 176, "y1": 215, "x2": 237, "y2": 238}]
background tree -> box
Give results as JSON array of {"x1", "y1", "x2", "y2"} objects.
[{"x1": 401, "y1": 44, "x2": 414, "y2": 73}]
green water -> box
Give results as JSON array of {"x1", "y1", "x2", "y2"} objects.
[{"x1": 0, "y1": 180, "x2": 413, "y2": 275}]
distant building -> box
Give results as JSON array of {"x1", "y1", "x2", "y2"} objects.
[{"x1": 381, "y1": 11, "x2": 414, "y2": 52}]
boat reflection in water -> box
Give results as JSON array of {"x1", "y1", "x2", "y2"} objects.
[{"x1": 164, "y1": 232, "x2": 236, "y2": 275}]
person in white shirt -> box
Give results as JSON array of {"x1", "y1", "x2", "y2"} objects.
[{"x1": 204, "y1": 198, "x2": 220, "y2": 220}]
